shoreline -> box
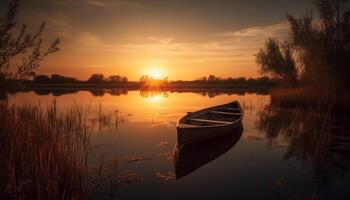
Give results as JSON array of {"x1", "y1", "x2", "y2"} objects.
[
  {"x1": 3, "y1": 83, "x2": 272, "y2": 97},
  {"x1": 23, "y1": 82, "x2": 272, "y2": 90}
]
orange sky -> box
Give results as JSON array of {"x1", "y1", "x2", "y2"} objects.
[
  {"x1": 37, "y1": 21, "x2": 290, "y2": 81},
  {"x1": 1, "y1": 0, "x2": 312, "y2": 81}
]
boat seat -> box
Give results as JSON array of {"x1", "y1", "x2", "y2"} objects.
[
  {"x1": 178, "y1": 124, "x2": 199, "y2": 128},
  {"x1": 224, "y1": 108, "x2": 241, "y2": 112},
  {"x1": 210, "y1": 111, "x2": 242, "y2": 116},
  {"x1": 189, "y1": 118, "x2": 232, "y2": 124}
]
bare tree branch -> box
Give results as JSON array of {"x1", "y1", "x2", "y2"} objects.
[{"x1": 0, "y1": 0, "x2": 60, "y2": 85}]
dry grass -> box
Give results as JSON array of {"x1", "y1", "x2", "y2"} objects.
[
  {"x1": 270, "y1": 87, "x2": 349, "y2": 115},
  {"x1": 0, "y1": 101, "x2": 118, "y2": 199}
]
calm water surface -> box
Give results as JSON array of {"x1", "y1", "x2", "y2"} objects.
[{"x1": 8, "y1": 90, "x2": 350, "y2": 200}]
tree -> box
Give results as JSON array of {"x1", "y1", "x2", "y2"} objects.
[
  {"x1": 256, "y1": 38, "x2": 298, "y2": 84},
  {"x1": 51, "y1": 74, "x2": 78, "y2": 83},
  {"x1": 256, "y1": 76, "x2": 271, "y2": 85},
  {"x1": 0, "y1": 0, "x2": 60, "y2": 86},
  {"x1": 139, "y1": 75, "x2": 150, "y2": 83},
  {"x1": 33, "y1": 75, "x2": 50, "y2": 83},
  {"x1": 109, "y1": 75, "x2": 121, "y2": 83},
  {"x1": 256, "y1": 0, "x2": 350, "y2": 88},
  {"x1": 207, "y1": 75, "x2": 220, "y2": 81},
  {"x1": 197, "y1": 77, "x2": 207, "y2": 81},
  {"x1": 287, "y1": 0, "x2": 350, "y2": 88},
  {"x1": 121, "y1": 76, "x2": 128, "y2": 82},
  {"x1": 87, "y1": 74, "x2": 105, "y2": 84}
]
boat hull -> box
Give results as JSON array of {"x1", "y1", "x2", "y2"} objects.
[
  {"x1": 176, "y1": 101, "x2": 244, "y2": 145},
  {"x1": 177, "y1": 121, "x2": 241, "y2": 145}
]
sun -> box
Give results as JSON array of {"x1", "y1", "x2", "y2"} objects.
[{"x1": 147, "y1": 68, "x2": 163, "y2": 80}]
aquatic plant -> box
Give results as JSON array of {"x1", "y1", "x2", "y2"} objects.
[
  {"x1": 270, "y1": 87, "x2": 349, "y2": 115},
  {"x1": 0, "y1": 101, "x2": 123, "y2": 199}
]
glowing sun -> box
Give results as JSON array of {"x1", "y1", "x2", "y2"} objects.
[{"x1": 147, "y1": 68, "x2": 164, "y2": 79}]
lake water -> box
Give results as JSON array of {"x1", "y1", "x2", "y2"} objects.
[{"x1": 7, "y1": 89, "x2": 350, "y2": 200}]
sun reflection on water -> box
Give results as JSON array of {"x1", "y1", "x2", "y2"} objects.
[{"x1": 148, "y1": 95, "x2": 163, "y2": 103}]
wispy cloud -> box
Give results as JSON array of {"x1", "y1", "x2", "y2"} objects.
[
  {"x1": 101, "y1": 22, "x2": 289, "y2": 60},
  {"x1": 85, "y1": 0, "x2": 109, "y2": 7},
  {"x1": 83, "y1": 0, "x2": 143, "y2": 9},
  {"x1": 65, "y1": 21, "x2": 290, "y2": 65},
  {"x1": 145, "y1": 37, "x2": 175, "y2": 44},
  {"x1": 220, "y1": 22, "x2": 290, "y2": 38},
  {"x1": 53, "y1": 0, "x2": 143, "y2": 9},
  {"x1": 40, "y1": 16, "x2": 291, "y2": 78}
]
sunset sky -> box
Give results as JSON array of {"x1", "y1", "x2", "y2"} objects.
[{"x1": 1, "y1": 0, "x2": 314, "y2": 80}]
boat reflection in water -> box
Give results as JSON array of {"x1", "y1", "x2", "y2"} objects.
[{"x1": 174, "y1": 123, "x2": 243, "y2": 179}]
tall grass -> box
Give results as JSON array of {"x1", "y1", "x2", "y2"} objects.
[
  {"x1": 0, "y1": 101, "x2": 113, "y2": 199},
  {"x1": 270, "y1": 87, "x2": 349, "y2": 116}
]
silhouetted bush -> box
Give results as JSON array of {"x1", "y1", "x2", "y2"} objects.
[
  {"x1": 108, "y1": 75, "x2": 128, "y2": 83},
  {"x1": 32, "y1": 74, "x2": 79, "y2": 84},
  {"x1": 33, "y1": 75, "x2": 51, "y2": 83},
  {"x1": 256, "y1": 0, "x2": 350, "y2": 89},
  {"x1": 51, "y1": 74, "x2": 78, "y2": 83},
  {"x1": 193, "y1": 75, "x2": 276, "y2": 86},
  {"x1": 87, "y1": 74, "x2": 105, "y2": 84}
]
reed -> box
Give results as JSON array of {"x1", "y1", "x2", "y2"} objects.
[
  {"x1": 0, "y1": 101, "x2": 115, "y2": 199},
  {"x1": 270, "y1": 87, "x2": 349, "y2": 115}
]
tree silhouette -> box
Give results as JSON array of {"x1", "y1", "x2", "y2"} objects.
[
  {"x1": 256, "y1": 0, "x2": 350, "y2": 89},
  {"x1": 121, "y1": 76, "x2": 128, "y2": 82},
  {"x1": 0, "y1": 0, "x2": 60, "y2": 86},
  {"x1": 109, "y1": 75, "x2": 121, "y2": 83},
  {"x1": 87, "y1": 74, "x2": 105, "y2": 84},
  {"x1": 288, "y1": 0, "x2": 350, "y2": 88},
  {"x1": 33, "y1": 75, "x2": 50, "y2": 84},
  {"x1": 256, "y1": 38, "x2": 298, "y2": 84}
]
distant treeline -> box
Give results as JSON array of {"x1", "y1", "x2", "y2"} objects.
[
  {"x1": 5, "y1": 87, "x2": 269, "y2": 99},
  {"x1": 189, "y1": 75, "x2": 278, "y2": 86},
  {"x1": 32, "y1": 74, "x2": 80, "y2": 84},
  {"x1": 30, "y1": 74, "x2": 128, "y2": 84},
  {"x1": 28, "y1": 73, "x2": 278, "y2": 87}
]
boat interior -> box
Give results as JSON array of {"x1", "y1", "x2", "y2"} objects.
[{"x1": 183, "y1": 102, "x2": 243, "y2": 126}]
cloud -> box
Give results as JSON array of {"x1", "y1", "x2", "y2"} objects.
[
  {"x1": 52, "y1": 0, "x2": 143, "y2": 9},
  {"x1": 83, "y1": 0, "x2": 143, "y2": 9},
  {"x1": 85, "y1": 0, "x2": 109, "y2": 7},
  {"x1": 63, "y1": 21, "x2": 290, "y2": 65},
  {"x1": 145, "y1": 37, "x2": 175, "y2": 44},
  {"x1": 39, "y1": 17, "x2": 291, "y2": 79},
  {"x1": 110, "y1": 21, "x2": 289, "y2": 60},
  {"x1": 219, "y1": 21, "x2": 290, "y2": 39}
]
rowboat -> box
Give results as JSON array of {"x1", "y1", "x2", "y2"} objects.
[
  {"x1": 174, "y1": 124, "x2": 243, "y2": 179},
  {"x1": 176, "y1": 101, "x2": 243, "y2": 145}
]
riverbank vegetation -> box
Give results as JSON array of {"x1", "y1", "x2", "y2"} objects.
[
  {"x1": 0, "y1": 102, "x2": 89, "y2": 199},
  {"x1": 270, "y1": 87, "x2": 350, "y2": 115},
  {"x1": 256, "y1": 0, "x2": 350, "y2": 113},
  {"x1": 1, "y1": 82, "x2": 141, "y2": 198},
  {"x1": 255, "y1": 3, "x2": 350, "y2": 189}
]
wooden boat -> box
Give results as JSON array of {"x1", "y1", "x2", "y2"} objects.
[
  {"x1": 174, "y1": 124, "x2": 243, "y2": 179},
  {"x1": 176, "y1": 101, "x2": 243, "y2": 145}
]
